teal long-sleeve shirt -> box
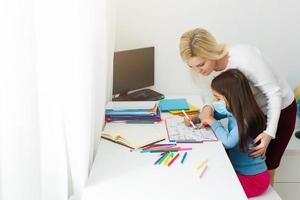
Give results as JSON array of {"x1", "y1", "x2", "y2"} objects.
[{"x1": 210, "y1": 112, "x2": 267, "y2": 175}]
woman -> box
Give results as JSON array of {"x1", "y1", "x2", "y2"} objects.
[{"x1": 179, "y1": 28, "x2": 297, "y2": 185}]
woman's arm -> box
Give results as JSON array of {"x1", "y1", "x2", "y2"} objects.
[
  {"x1": 235, "y1": 46, "x2": 281, "y2": 157},
  {"x1": 238, "y1": 46, "x2": 282, "y2": 139}
]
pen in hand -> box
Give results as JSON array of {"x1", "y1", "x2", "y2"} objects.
[{"x1": 182, "y1": 110, "x2": 197, "y2": 129}]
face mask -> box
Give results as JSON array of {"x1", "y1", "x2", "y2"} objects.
[{"x1": 212, "y1": 100, "x2": 229, "y2": 116}]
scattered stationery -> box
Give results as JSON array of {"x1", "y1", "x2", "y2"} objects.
[
  {"x1": 141, "y1": 143, "x2": 191, "y2": 167},
  {"x1": 101, "y1": 122, "x2": 165, "y2": 149},
  {"x1": 105, "y1": 101, "x2": 211, "y2": 179},
  {"x1": 159, "y1": 98, "x2": 189, "y2": 112},
  {"x1": 165, "y1": 117, "x2": 218, "y2": 143},
  {"x1": 140, "y1": 143, "x2": 208, "y2": 178}
]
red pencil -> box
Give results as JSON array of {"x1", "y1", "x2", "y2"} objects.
[
  {"x1": 167, "y1": 153, "x2": 180, "y2": 167},
  {"x1": 199, "y1": 165, "x2": 208, "y2": 178}
]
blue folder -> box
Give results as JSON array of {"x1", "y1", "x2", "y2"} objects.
[{"x1": 159, "y1": 98, "x2": 189, "y2": 112}]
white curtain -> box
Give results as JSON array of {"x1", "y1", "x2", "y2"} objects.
[{"x1": 0, "y1": 0, "x2": 113, "y2": 200}]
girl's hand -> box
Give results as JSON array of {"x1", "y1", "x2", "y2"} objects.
[
  {"x1": 199, "y1": 115, "x2": 216, "y2": 127},
  {"x1": 249, "y1": 133, "x2": 272, "y2": 158},
  {"x1": 199, "y1": 105, "x2": 214, "y2": 119},
  {"x1": 196, "y1": 105, "x2": 214, "y2": 128},
  {"x1": 183, "y1": 114, "x2": 198, "y2": 127}
]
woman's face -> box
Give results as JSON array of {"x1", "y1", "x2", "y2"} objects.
[{"x1": 187, "y1": 56, "x2": 216, "y2": 76}]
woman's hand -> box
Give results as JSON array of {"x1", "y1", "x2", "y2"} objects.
[{"x1": 249, "y1": 133, "x2": 273, "y2": 158}]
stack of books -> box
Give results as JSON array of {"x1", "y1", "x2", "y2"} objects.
[{"x1": 105, "y1": 101, "x2": 161, "y2": 122}]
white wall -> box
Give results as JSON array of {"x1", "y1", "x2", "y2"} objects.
[{"x1": 114, "y1": 0, "x2": 300, "y2": 96}]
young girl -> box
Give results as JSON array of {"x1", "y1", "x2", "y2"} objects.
[{"x1": 187, "y1": 69, "x2": 270, "y2": 198}]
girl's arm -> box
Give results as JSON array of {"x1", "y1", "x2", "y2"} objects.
[
  {"x1": 210, "y1": 120, "x2": 239, "y2": 149},
  {"x1": 201, "y1": 115, "x2": 239, "y2": 149}
]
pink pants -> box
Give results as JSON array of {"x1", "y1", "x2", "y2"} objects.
[{"x1": 237, "y1": 170, "x2": 270, "y2": 198}]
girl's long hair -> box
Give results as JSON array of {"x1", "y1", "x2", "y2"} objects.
[{"x1": 211, "y1": 69, "x2": 266, "y2": 152}]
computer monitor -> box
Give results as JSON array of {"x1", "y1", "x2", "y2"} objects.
[
  {"x1": 113, "y1": 47, "x2": 154, "y2": 95},
  {"x1": 112, "y1": 47, "x2": 164, "y2": 101}
]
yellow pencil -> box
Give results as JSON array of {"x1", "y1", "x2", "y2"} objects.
[
  {"x1": 164, "y1": 152, "x2": 174, "y2": 165},
  {"x1": 182, "y1": 110, "x2": 197, "y2": 129},
  {"x1": 196, "y1": 159, "x2": 208, "y2": 170}
]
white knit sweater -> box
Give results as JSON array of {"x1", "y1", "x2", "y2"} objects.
[{"x1": 214, "y1": 44, "x2": 294, "y2": 138}]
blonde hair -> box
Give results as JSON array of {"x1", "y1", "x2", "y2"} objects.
[{"x1": 179, "y1": 28, "x2": 227, "y2": 62}]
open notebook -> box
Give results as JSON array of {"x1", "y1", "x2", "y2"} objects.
[
  {"x1": 165, "y1": 117, "x2": 218, "y2": 143},
  {"x1": 101, "y1": 122, "x2": 166, "y2": 149}
]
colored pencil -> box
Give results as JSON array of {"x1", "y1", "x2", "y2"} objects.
[
  {"x1": 181, "y1": 152, "x2": 187, "y2": 164},
  {"x1": 199, "y1": 165, "x2": 208, "y2": 178},
  {"x1": 143, "y1": 146, "x2": 179, "y2": 150},
  {"x1": 143, "y1": 143, "x2": 177, "y2": 150},
  {"x1": 164, "y1": 152, "x2": 173, "y2": 165},
  {"x1": 140, "y1": 149, "x2": 179, "y2": 153},
  {"x1": 182, "y1": 110, "x2": 197, "y2": 129},
  {"x1": 196, "y1": 159, "x2": 208, "y2": 170},
  {"x1": 177, "y1": 148, "x2": 192, "y2": 151},
  {"x1": 168, "y1": 153, "x2": 180, "y2": 167},
  {"x1": 158, "y1": 152, "x2": 170, "y2": 165},
  {"x1": 154, "y1": 153, "x2": 166, "y2": 165}
]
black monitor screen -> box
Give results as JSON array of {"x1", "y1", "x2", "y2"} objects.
[{"x1": 113, "y1": 47, "x2": 154, "y2": 95}]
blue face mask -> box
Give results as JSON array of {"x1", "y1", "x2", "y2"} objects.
[{"x1": 212, "y1": 100, "x2": 230, "y2": 116}]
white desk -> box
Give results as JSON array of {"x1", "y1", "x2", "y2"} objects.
[{"x1": 82, "y1": 96, "x2": 248, "y2": 200}]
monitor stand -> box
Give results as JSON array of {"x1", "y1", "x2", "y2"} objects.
[{"x1": 112, "y1": 89, "x2": 165, "y2": 101}]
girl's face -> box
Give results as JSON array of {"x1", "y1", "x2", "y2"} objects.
[
  {"x1": 187, "y1": 56, "x2": 216, "y2": 76},
  {"x1": 212, "y1": 89, "x2": 228, "y2": 105}
]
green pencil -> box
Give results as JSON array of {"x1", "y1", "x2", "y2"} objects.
[
  {"x1": 140, "y1": 149, "x2": 179, "y2": 153},
  {"x1": 158, "y1": 152, "x2": 170, "y2": 165}
]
